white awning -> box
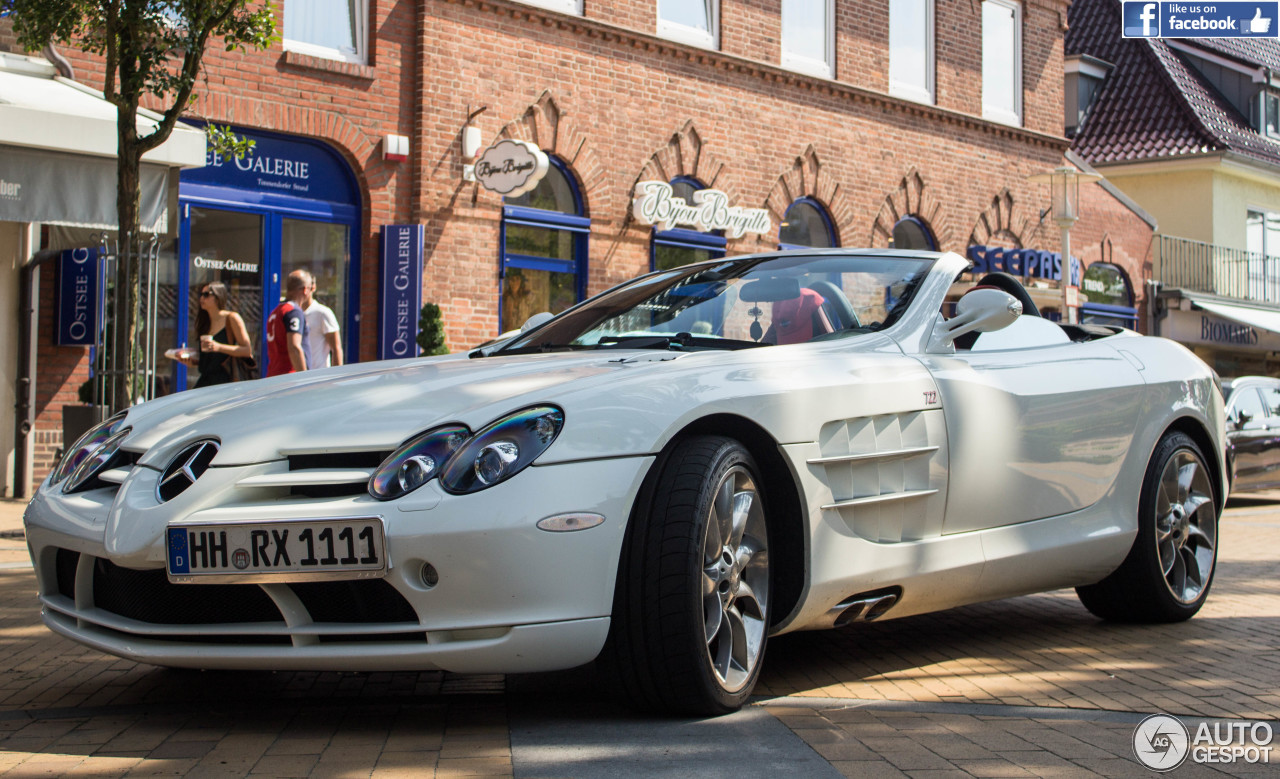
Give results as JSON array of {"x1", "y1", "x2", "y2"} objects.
[
  {"x1": 0, "y1": 52, "x2": 205, "y2": 166},
  {"x1": 1192, "y1": 298, "x2": 1280, "y2": 335},
  {"x1": 0, "y1": 52, "x2": 205, "y2": 230}
]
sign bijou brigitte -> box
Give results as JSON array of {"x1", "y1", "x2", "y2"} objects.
[
  {"x1": 632, "y1": 181, "x2": 771, "y2": 238},
  {"x1": 474, "y1": 139, "x2": 549, "y2": 196}
]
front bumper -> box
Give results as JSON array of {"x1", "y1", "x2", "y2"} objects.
[{"x1": 25, "y1": 455, "x2": 652, "y2": 673}]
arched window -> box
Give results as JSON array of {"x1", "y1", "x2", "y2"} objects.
[
  {"x1": 501, "y1": 156, "x2": 589, "y2": 331},
  {"x1": 892, "y1": 215, "x2": 937, "y2": 250},
  {"x1": 1079, "y1": 262, "x2": 1137, "y2": 329},
  {"x1": 651, "y1": 176, "x2": 727, "y2": 271},
  {"x1": 779, "y1": 198, "x2": 838, "y2": 250}
]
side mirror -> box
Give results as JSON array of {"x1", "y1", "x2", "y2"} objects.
[
  {"x1": 928, "y1": 288, "x2": 1022, "y2": 352},
  {"x1": 1233, "y1": 409, "x2": 1253, "y2": 429}
]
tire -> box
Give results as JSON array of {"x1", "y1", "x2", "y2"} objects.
[
  {"x1": 1076, "y1": 431, "x2": 1219, "y2": 623},
  {"x1": 604, "y1": 435, "x2": 772, "y2": 715}
]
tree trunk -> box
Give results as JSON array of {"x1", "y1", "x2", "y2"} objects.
[{"x1": 111, "y1": 111, "x2": 143, "y2": 413}]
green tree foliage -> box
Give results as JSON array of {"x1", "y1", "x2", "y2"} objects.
[
  {"x1": 417, "y1": 303, "x2": 449, "y2": 356},
  {"x1": 4, "y1": 0, "x2": 276, "y2": 409}
]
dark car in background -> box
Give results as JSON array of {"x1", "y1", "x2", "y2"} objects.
[{"x1": 1223, "y1": 377, "x2": 1280, "y2": 493}]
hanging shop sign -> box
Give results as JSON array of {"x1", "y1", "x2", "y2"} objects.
[
  {"x1": 967, "y1": 245, "x2": 1081, "y2": 285},
  {"x1": 57, "y1": 247, "x2": 100, "y2": 347},
  {"x1": 632, "y1": 181, "x2": 772, "y2": 238},
  {"x1": 474, "y1": 139, "x2": 549, "y2": 196},
  {"x1": 379, "y1": 225, "x2": 424, "y2": 360}
]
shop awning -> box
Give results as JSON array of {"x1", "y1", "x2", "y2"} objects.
[
  {"x1": 1191, "y1": 298, "x2": 1280, "y2": 335},
  {"x1": 0, "y1": 52, "x2": 205, "y2": 229}
]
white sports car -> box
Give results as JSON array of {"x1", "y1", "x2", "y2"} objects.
[{"x1": 25, "y1": 249, "x2": 1224, "y2": 715}]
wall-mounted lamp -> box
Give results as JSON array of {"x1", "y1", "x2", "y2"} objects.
[
  {"x1": 383, "y1": 134, "x2": 409, "y2": 162},
  {"x1": 462, "y1": 126, "x2": 482, "y2": 182}
]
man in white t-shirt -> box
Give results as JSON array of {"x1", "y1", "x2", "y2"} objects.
[{"x1": 289, "y1": 269, "x2": 344, "y2": 369}]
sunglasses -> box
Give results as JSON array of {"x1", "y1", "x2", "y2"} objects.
[{"x1": 199, "y1": 290, "x2": 214, "y2": 297}]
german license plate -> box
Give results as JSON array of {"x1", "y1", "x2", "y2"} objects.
[{"x1": 166, "y1": 517, "x2": 386, "y2": 583}]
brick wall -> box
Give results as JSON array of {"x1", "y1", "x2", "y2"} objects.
[{"x1": 416, "y1": 0, "x2": 1079, "y2": 341}]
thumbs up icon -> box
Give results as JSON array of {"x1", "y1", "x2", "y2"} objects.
[{"x1": 1251, "y1": 8, "x2": 1272, "y2": 33}]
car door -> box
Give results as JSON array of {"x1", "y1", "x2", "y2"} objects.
[
  {"x1": 1256, "y1": 385, "x2": 1280, "y2": 489},
  {"x1": 916, "y1": 339, "x2": 1144, "y2": 534},
  {"x1": 1231, "y1": 385, "x2": 1274, "y2": 491}
]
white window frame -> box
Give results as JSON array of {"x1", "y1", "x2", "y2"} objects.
[
  {"x1": 981, "y1": 0, "x2": 1023, "y2": 127},
  {"x1": 283, "y1": 0, "x2": 369, "y2": 65},
  {"x1": 657, "y1": 0, "x2": 720, "y2": 50},
  {"x1": 781, "y1": 0, "x2": 835, "y2": 79},
  {"x1": 888, "y1": 0, "x2": 935, "y2": 104},
  {"x1": 512, "y1": 0, "x2": 583, "y2": 14}
]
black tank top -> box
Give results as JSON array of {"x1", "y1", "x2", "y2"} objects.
[{"x1": 195, "y1": 328, "x2": 233, "y2": 387}]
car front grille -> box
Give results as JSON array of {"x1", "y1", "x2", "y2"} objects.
[
  {"x1": 46, "y1": 548, "x2": 424, "y2": 647},
  {"x1": 93, "y1": 558, "x2": 281, "y2": 625}
]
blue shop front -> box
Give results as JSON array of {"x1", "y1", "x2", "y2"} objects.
[{"x1": 164, "y1": 126, "x2": 362, "y2": 390}]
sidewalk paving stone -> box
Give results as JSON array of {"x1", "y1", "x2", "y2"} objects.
[{"x1": 0, "y1": 496, "x2": 1273, "y2": 775}]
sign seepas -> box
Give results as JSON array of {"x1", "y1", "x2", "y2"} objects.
[
  {"x1": 474, "y1": 139, "x2": 549, "y2": 196},
  {"x1": 632, "y1": 181, "x2": 771, "y2": 238}
]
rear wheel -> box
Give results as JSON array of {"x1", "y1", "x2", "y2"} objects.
[
  {"x1": 605, "y1": 436, "x2": 771, "y2": 715},
  {"x1": 1077, "y1": 431, "x2": 1218, "y2": 622}
]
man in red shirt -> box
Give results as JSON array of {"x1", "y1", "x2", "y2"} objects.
[{"x1": 265, "y1": 273, "x2": 310, "y2": 377}]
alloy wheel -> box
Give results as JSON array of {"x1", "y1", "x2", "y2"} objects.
[
  {"x1": 701, "y1": 465, "x2": 769, "y2": 693},
  {"x1": 1155, "y1": 449, "x2": 1216, "y2": 604}
]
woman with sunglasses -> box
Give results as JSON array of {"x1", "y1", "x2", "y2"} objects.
[{"x1": 180, "y1": 282, "x2": 253, "y2": 387}]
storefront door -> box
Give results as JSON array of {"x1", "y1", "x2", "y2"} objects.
[
  {"x1": 165, "y1": 125, "x2": 361, "y2": 390},
  {"x1": 183, "y1": 207, "x2": 266, "y2": 389}
]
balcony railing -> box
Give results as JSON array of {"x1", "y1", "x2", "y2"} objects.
[{"x1": 1156, "y1": 234, "x2": 1280, "y2": 303}]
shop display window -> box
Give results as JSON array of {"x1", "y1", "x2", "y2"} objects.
[
  {"x1": 781, "y1": 0, "x2": 834, "y2": 79},
  {"x1": 501, "y1": 157, "x2": 589, "y2": 331},
  {"x1": 891, "y1": 216, "x2": 937, "y2": 251},
  {"x1": 981, "y1": 0, "x2": 1022, "y2": 126},
  {"x1": 888, "y1": 0, "x2": 934, "y2": 104},
  {"x1": 780, "y1": 198, "x2": 838, "y2": 250},
  {"x1": 658, "y1": 0, "x2": 719, "y2": 50},
  {"x1": 284, "y1": 0, "x2": 367, "y2": 64},
  {"x1": 651, "y1": 178, "x2": 727, "y2": 271},
  {"x1": 1079, "y1": 262, "x2": 1137, "y2": 329}
]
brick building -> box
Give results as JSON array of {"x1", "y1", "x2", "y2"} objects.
[{"x1": 2, "y1": 0, "x2": 1157, "y2": 494}]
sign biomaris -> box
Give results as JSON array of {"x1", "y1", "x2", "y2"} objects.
[{"x1": 632, "y1": 181, "x2": 771, "y2": 238}]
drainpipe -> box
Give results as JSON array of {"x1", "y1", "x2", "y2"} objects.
[{"x1": 13, "y1": 228, "x2": 40, "y2": 499}]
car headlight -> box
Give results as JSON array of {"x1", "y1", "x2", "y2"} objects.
[
  {"x1": 368, "y1": 424, "x2": 470, "y2": 501},
  {"x1": 50, "y1": 412, "x2": 128, "y2": 486},
  {"x1": 440, "y1": 406, "x2": 564, "y2": 494},
  {"x1": 62, "y1": 427, "x2": 132, "y2": 494}
]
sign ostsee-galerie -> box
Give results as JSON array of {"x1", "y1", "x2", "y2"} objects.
[{"x1": 631, "y1": 181, "x2": 771, "y2": 238}]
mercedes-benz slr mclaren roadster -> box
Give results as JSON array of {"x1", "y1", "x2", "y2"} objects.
[{"x1": 25, "y1": 249, "x2": 1225, "y2": 714}]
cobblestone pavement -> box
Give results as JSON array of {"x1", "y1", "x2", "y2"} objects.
[{"x1": 0, "y1": 494, "x2": 1276, "y2": 777}]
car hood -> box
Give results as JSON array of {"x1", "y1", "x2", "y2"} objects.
[{"x1": 125, "y1": 350, "x2": 700, "y2": 467}]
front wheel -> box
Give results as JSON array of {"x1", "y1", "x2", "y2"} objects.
[
  {"x1": 605, "y1": 436, "x2": 771, "y2": 715},
  {"x1": 1077, "y1": 431, "x2": 1219, "y2": 622}
]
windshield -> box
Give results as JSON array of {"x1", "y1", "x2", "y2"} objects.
[{"x1": 495, "y1": 253, "x2": 935, "y2": 354}]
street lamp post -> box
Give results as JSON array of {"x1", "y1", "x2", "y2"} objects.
[{"x1": 1029, "y1": 166, "x2": 1101, "y2": 324}]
